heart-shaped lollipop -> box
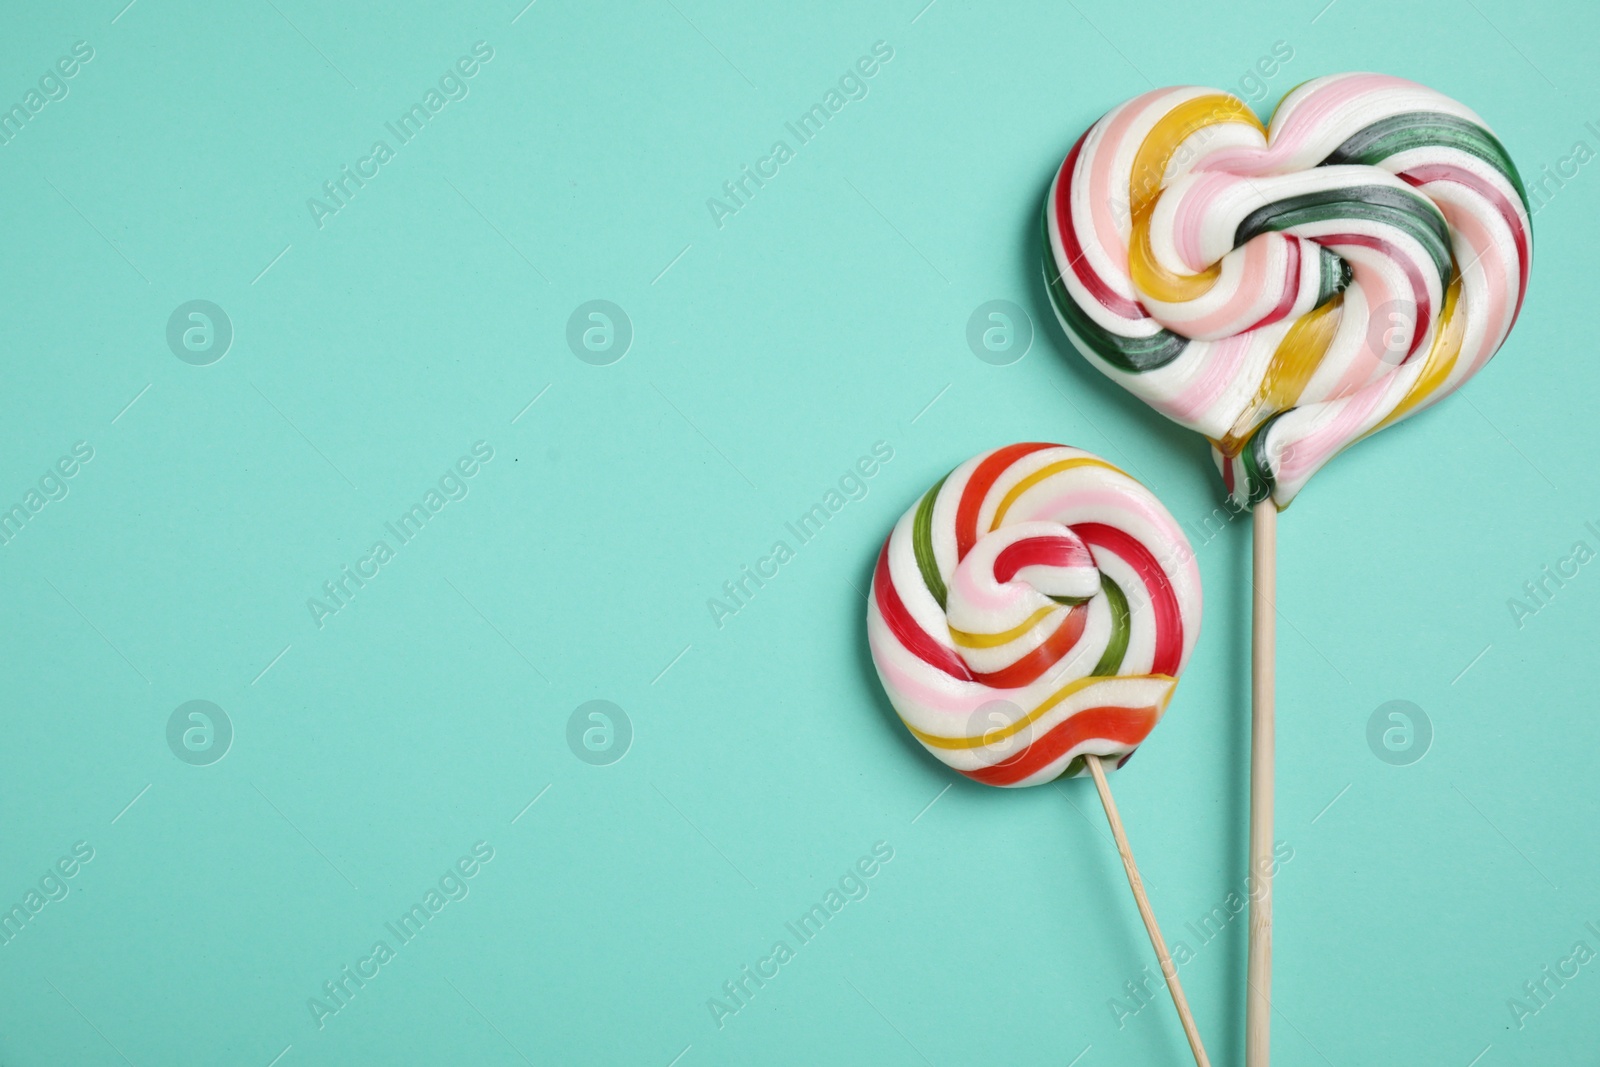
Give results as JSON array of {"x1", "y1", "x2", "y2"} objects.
[
  {"x1": 867, "y1": 442, "x2": 1210, "y2": 1062},
  {"x1": 1041, "y1": 73, "x2": 1533, "y2": 1064},
  {"x1": 1042, "y1": 72, "x2": 1531, "y2": 507}
]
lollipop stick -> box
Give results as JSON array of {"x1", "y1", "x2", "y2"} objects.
[
  {"x1": 1246, "y1": 502, "x2": 1277, "y2": 1066},
  {"x1": 1084, "y1": 753, "x2": 1210, "y2": 1067}
]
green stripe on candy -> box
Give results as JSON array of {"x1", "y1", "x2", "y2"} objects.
[
  {"x1": 1090, "y1": 574, "x2": 1130, "y2": 677},
  {"x1": 1322, "y1": 111, "x2": 1531, "y2": 215},
  {"x1": 1234, "y1": 185, "x2": 1453, "y2": 284},
  {"x1": 1042, "y1": 577, "x2": 1129, "y2": 781},
  {"x1": 1039, "y1": 203, "x2": 1189, "y2": 373},
  {"x1": 1316, "y1": 246, "x2": 1353, "y2": 306},
  {"x1": 1237, "y1": 410, "x2": 1287, "y2": 506},
  {"x1": 1055, "y1": 754, "x2": 1088, "y2": 780},
  {"x1": 911, "y1": 474, "x2": 949, "y2": 609}
]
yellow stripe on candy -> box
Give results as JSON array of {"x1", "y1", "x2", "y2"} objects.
[
  {"x1": 989, "y1": 457, "x2": 1126, "y2": 529},
  {"x1": 1375, "y1": 273, "x2": 1464, "y2": 429},
  {"x1": 1131, "y1": 207, "x2": 1220, "y2": 304},
  {"x1": 1220, "y1": 295, "x2": 1344, "y2": 454},
  {"x1": 1127, "y1": 94, "x2": 1267, "y2": 305},
  {"x1": 1128, "y1": 95, "x2": 1266, "y2": 216},
  {"x1": 902, "y1": 674, "x2": 1177, "y2": 750},
  {"x1": 948, "y1": 606, "x2": 1061, "y2": 649}
]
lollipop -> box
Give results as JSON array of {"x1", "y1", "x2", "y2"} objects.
[
  {"x1": 1042, "y1": 73, "x2": 1530, "y2": 508},
  {"x1": 1041, "y1": 73, "x2": 1531, "y2": 1064},
  {"x1": 868, "y1": 443, "x2": 1209, "y2": 1064}
]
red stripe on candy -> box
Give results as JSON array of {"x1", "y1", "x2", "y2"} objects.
[
  {"x1": 1053, "y1": 133, "x2": 1146, "y2": 321},
  {"x1": 1400, "y1": 163, "x2": 1531, "y2": 326},
  {"x1": 872, "y1": 536, "x2": 972, "y2": 681},
  {"x1": 1075, "y1": 522, "x2": 1184, "y2": 675},
  {"x1": 954, "y1": 443, "x2": 1057, "y2": 560},
  {"x1": 992, "y1": 535, "x2": 1095, "y2": 584},
  {"x1": 968, "y1": 603, "x2": 1088, "y2": 689},
  {"x1": 1320, "y1": 232, "x2": 1431, "y2": 360},
  {"x1": 1242, "y1": 236, "x2": 1301, "y2": 333},
  {"x1": 960, "y1": 703, "x2": 1159, "y2": 786}
]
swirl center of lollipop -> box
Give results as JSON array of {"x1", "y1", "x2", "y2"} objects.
[{"x1": 945, "y1": 521, "x2": 1102, "y2": 677}]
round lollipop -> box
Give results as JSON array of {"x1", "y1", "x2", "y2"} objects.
[
  {"x1": 1041, "y1": 73, "x2": 1531, "y2": 1063},
  {"x1": 867, "y1": 442, "x2": 1207, "y2": 1064}
]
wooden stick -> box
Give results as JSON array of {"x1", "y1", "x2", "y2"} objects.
[
  {"x1": 1246, "y1": 502, "x2": 1277, "y2": 1066},
  {"x1": 1085, "y1": 753, "x2": 1210, "y2": 1067}
]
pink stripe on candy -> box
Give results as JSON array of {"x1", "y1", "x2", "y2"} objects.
[
  {"x1": 1163, "y1": 330, "x2": 1253, "y2": 423},
  {"x1": 1173, "y1": 235, "x2": 1277, "y2": 338},
  {"x1": 948, "y1": 548, "x2": 1032, "y2": 615},
  {"x1": 1402, "y1": 163, "x2": 1530, "y2": 325},
  {"x1": 1202, "y1": 74, "x2": 1424, "y2": 176},
  {"x1": 1054, "y1": 139, "x2": 1145, "y2": 320},
  {"x1": 1087, "y1": 89, "x2": 1180, "y2": 271}
]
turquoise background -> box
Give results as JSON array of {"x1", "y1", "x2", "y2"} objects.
[{"x1": 0, "y1": 0, "x2": 1595, "y2": 1064}]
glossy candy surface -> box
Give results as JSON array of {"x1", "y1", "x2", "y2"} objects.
[
  {"x1": 867, "y1": 444, "x2": 1201, "y2": 787},
  {"x1": 1043, "y1": 73, "x2": 1532, "y2": 507}
]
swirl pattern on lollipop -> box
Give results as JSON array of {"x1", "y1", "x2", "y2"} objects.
[
  {"x1": 867, "y1": 444, "x2": 1201, "y2": 787},
  {"x1": 1043, "y1": 73, "x2": 1532, "y2": 507}
]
